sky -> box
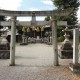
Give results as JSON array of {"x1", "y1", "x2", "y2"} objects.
[{"x1": 0, "y1": 0, "x2": 80, "y2": 22}]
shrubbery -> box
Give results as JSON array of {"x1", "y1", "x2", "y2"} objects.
[{"x1": 58, "y1": 36, "x2": 65, "y2": 42}]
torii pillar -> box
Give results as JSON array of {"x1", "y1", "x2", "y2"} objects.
[
  {"x1": 52, "y1": 20, "x2": 59, "y2": 66},
  {"x1": 10, "y1": 16, "x2": 16, "y2": 66}
]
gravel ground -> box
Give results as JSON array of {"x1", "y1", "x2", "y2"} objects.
[
  {"x1": 0, "y1": 66, "x2": 79, "y2": 80},
  {"x1": 0, "y1": 43, "x2": 80, "y2": 80}
]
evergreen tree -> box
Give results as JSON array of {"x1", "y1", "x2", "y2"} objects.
[
  {"x1": 0, "y1": 16, "x2": 6, "y2": 28},
  {"x1": 0, "y1": 16, "x2": 6, "y2": 36},
  {"x1": 0, "y1": 16, "x2": 6, "y2": 21},
  {"x1": 45, "y1": 16, "x2": 50, "y2": 21},
  {"x1": 51, "y1": 0, "x2": 80, "y2": 41},
  {"x1": 52, "y1": 0, "x2": 80, "y2": 26}
]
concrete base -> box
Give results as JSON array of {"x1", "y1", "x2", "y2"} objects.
[
  {"x1": 0, "y1": 44, "x2": 10, "y2": 59},
  {"x1": 20, "y1": 43, "x2": 28, "y2": 45},
  {"x1": 47, "y1": 42, "x2": 52, "y2": 45},
  {"x1": 36, "y1": 39, "x2": 41, "y2": 43},
  {"x1": 59, "y1": 50, "x2": 73, "y2": 59},
  {"x1": 59, "y1": 41, "x2": 73, "y2": 59},
  {"x1": 69, "y1": 63, "x2": 80, "y2": 72},
  {"x1": 9, "y1": 64, "x2": 15, "y2": 66},
  {"x1": 0, "y1": 50, "x2": 10, "y2": 59}
]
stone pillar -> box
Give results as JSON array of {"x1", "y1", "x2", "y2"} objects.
[
  {"x1": 73, "y1": 29, "x2": 79, "y2": 64},
  {"x1": 41, "y1": 31, "x2": 42, "y2": 38},
  {"x1": 50, "y1": 36, "x2": 52, "y2": 44},
  {"x1": 31, "y1": 13, "x2": 36, "y2": 38},
  {"x1": 52, "y1": 20, "x2": 59, "y2": 66},
  {"x1": 32, "y1": 13, "x2": 36, "y2": 24},
  {"x1": 10, "y1": 16, "x2": 16, "y2": 66},
  {"x1": 22, "y1": 35, "x2": 25, "y2": 43},
  {"x1": 34, "y1": 31, "x2": 35, "y2": 38}
]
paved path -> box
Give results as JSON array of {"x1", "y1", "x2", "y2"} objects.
[
  {"x1": 15, "y1": 43, "x2": 72, "y2": 66},
  {"x1": 0, "y1": 43, "x2": 80, "y2": 80}
]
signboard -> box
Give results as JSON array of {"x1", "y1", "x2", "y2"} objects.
[
  {"x1": 0, "y1": 21, "x2": 11, "y2": 26},
  {"x1": 57, "y1": 21, "x2": 67, "y2": 26}
]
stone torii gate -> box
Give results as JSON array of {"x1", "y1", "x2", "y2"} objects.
[{"x1": 0, "y1": 9, "x2": 71, "y2": 66}]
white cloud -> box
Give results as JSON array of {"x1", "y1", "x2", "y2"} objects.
[
  {"x1": 29, "y1": 7, "x2": 39, "y2": 11},
  {"x1": 17, "y1": 17, "x2": 31, "y2": 21},
  {"x1": 17, "y1": 17, "x2": 45, "y2": 21},
  {"x1": 0, "y1": 0, "x2": 23, "y2": 10},
  {"x1": 77, "y1": 6, "x2": 80, "y2": 23},
  {"x1": 36, "y1": 17, "x2": 45, "y2": 21},
  {"x1": 41, "y1": 0, "x2": 53, "y2": 5}
]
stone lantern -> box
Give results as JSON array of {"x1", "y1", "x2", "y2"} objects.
[
  {"x1": 59, "y1": 26, "x2": 73, "y2": 59},
  {"x1": 0, "y1": 27, "x2": 10, "y2": 59},
  {"x1": 0, "y1": 27, "x2": 8, "y2": 44},
  {"x1": 20, "y1": 27, "x2": 28, "y2": 45}
]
